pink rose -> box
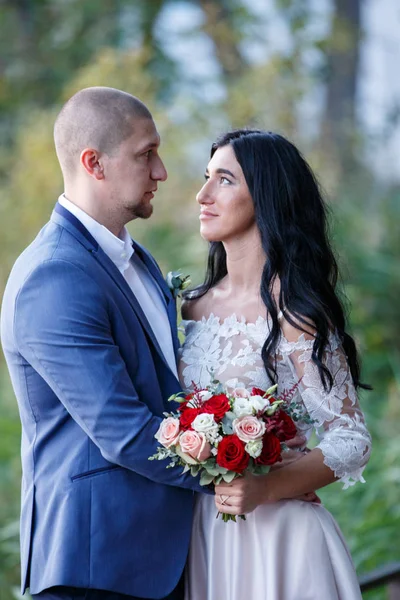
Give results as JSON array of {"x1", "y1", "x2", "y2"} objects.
[
  {"x1": 231, "y1": 387, "x2": 250, "y2": 399},
  {"x1": 179, "y1": 430, "x2": 212, "y2": 462},
  {"x1": 155, "y1": 417, "x2": 180, "y2": 448},
  {"x1": 233, "y1": 415, "x2": 266, "y2": 442}
]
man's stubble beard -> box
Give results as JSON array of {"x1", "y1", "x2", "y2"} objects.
[
  {"x1": 125, "y1": 198, "x2": 154, "y2": 221},
  {"x1": 133, "y1": 203, "x2": 153, "y2": 220}
]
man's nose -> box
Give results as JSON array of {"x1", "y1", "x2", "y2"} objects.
[{"x1": 152, "y1": 156, "x2": 168, "y2": 182}]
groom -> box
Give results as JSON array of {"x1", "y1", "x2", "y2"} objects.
[{"x1": 0, "y1": 87, "x2": 210, "y2": 600}]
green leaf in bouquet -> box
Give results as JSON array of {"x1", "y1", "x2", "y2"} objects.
[
  {"x1": 168, "y1": 392, "x2": 187, "y2": 403},
  {"x1": 202, "y1": 463, "x2": 225, "y2": 476},
  {"x1": 265, "y1": 384, "x2": 278, "y2": 396},
  {"x1": 253, "y1": 464, "x2": 271, "y2": 475},
  {"x1": 221, "y1": 471, "x2": 238, "y2": 483},
  {"x1": 221, "y1": 413, "x2": 235, "y2": 435},
  {"x1": 200, "y1": 471, "x2": 215, "y2": 486},
  {"x1": 215, "y1": 464, "x2": 229, "y2": 475},
  {"x1": 265, "y1": 400, "x2": 283, "y2": 415}
]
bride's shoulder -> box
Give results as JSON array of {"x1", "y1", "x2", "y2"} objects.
[
  {"x1": 279, "y1": 312, "x2": 317, "y2": 343},
  {"x1": 181, "y1": 294, "x2": 209, "y2": 321}
]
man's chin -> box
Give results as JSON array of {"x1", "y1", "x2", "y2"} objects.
[{"x1": 131, "y1": 204, "x2": 153, "y2": 220}]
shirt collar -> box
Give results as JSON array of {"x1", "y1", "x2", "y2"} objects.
[{"x1": 58, "y1": 194, "x2": 134, "y2": 272}]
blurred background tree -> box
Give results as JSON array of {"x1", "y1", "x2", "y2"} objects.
[{"x1": 0, "y1": 1, "x2": 399, "y2": 598}]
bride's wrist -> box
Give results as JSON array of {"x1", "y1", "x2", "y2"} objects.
[{"x1": 260, "y1": 472, "x2": 281, "y2": 504}]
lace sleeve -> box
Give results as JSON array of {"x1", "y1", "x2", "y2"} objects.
[{"x1": 278, "y1": 330, "x2": 372, "y2": 489}]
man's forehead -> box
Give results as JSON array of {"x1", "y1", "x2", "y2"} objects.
[{"x1": 134, "y1": 119, "x2": 161, "y2": 149}]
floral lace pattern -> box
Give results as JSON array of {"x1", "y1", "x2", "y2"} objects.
[{"x1": 179, "y1": 313, "x2": 371, "y2": 489}]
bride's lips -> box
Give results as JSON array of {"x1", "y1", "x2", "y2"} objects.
[{"x1": 199, "y1": 210, "x2": 218, "y2": 220}]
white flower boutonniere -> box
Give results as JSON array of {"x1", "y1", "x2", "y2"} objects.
[{"x1": 166, "y1": 270, "x2": 191, "y2": 298}]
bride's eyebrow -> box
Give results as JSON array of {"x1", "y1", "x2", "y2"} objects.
[{"x1": 205, "y1": 167, "x2": 237, "y2": 179}]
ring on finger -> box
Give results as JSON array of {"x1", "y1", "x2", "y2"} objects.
[{"x1": 220, "y1": 494, "x2": 230, "y2": 506}]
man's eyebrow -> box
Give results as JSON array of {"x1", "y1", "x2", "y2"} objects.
[
  {"x1": 205, "y1": 168, "x2": 236, "y2": 178},
  {"x1": 137, "y1": 139, "x2": 160, "y2": 153}
]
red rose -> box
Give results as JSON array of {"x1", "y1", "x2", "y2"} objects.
[
  {"x1": 177, "y1": 393, "x2": 195, "y2": 411},
  {"x1": 202, "y1": 394, "x2": 230, "y2": 422},
  {"x1": 251, "y1": 387, "x2": 267, "y2": 397},
  {"x1": 179, "y1": 407, "x2": 202, "y2": 430},
  {"x1": 266, "y1": 410, "x2": 297, "y2": 442},
  {"x1": 255, "y1": 432, "x2": 282, "y2": 466},
  {"x1": 216, "y1": 435, "x2": 250, "y2": 474}
]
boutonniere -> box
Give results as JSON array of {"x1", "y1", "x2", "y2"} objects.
[{"x1": 166, "y1": 270, "x2": 191, "y2": 298}]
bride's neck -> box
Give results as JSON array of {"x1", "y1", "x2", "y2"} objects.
[{"x1": 223, "y1": 231, "x2": 265, "y2": 293}]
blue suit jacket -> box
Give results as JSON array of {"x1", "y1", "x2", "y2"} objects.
[{"x1": 0, "y1": 203, "x2": 207, "y2": 598}]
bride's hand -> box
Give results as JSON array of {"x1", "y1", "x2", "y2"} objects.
[
  {"x1": 215, "y1": 449, "x2": 321, "y2": 515},
  {"x1": 215, "y1": 472, "x2": 274, "y2": 515}
]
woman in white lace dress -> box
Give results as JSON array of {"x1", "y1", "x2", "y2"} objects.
[{"x1": 179, "y1": 130, "x2": 371, "y2": 600}]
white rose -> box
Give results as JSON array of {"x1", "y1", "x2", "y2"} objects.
[
  {"x1": 232, "y1": 397, "x2": 253, "y2": 417},
  {"x1": 245, "y1": 439, "x2": 263, "y2": 459},
  {"x1": 198, "y1": 390, "x2": 213, "y2": 402},
  {"x1": 192, "y1": 413, "x2": 219, "y2": 441},
  {"x1": 249, "y1": 394, "x2": 270, "y2": 413}
]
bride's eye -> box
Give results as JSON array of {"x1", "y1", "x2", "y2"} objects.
[
  {"x1": 204, "y1": 174, "x2": 210, "y2": 181},
  {"x1": 220, "y1": 176, "x2": 231, "y2": 185}
]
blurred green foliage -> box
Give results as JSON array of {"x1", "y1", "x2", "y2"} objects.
[{"x1": 0, "y1": 1, "x2": 398, "y2": 599}]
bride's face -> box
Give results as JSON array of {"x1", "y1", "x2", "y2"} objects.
[{"x1": 196, "y1": 145, "x2": 256, "y2": 243}]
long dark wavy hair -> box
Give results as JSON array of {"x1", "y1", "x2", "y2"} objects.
[{"x1": 186, "y1": 129, "x2": 369, "y2": 391}]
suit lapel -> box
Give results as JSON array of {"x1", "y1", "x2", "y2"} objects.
[
  {"x1": 131, "y1": 239, "x2": 180, "y2": 355},
  {"x1": 51, "y1": 203, "x2": 178, "y2": 372},
  {"x1": 130, "y1": 239, "x2": 172, "y2": 304}
]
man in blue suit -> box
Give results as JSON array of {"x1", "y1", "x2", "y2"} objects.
[{"x1": 1, "y1": 87, "x2": 210, "y2": 600}]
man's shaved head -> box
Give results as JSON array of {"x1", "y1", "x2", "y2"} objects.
[{"x1": 54, "y1": 87, "x2": 152, "y2": 177}]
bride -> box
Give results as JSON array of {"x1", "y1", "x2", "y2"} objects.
[{"x1": 179, "y1": 130, "x2": 371, "y2": 600}]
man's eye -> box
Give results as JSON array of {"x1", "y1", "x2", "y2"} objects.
[{"x1": 145, "y1": 150, "x2": 153, "y2": 158}]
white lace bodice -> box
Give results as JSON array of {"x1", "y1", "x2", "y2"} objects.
[{"x1": 178, "y1": 313, "x2": 371, "y2": 489}]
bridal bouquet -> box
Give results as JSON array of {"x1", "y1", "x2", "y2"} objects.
[{"x1": 149, "y1": 378, "x2": 306, "y2": 522}]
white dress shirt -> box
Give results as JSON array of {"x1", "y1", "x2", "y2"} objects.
[{"x1": 58, "y1": 195, "x2": 178, "y2": 377}]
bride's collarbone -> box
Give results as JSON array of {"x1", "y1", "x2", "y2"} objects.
[{"x1": 183, "y1": 286, "x2": 267, "y2": 323}]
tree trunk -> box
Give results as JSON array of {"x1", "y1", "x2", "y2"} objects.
[
  {"x1": 320, "y1": 0, "x2": 361, "y2": 172},
  {"x1": 198, "y1": 0, "x2": 247, "y2": 79}
]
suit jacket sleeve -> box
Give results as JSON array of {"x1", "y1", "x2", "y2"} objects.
[{"x1": 14, "y1": 258, "x2": 210, "y2": 493}]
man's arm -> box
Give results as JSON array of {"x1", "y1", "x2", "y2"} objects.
[{"x1": 15, "y1": 258, "x2": 209, "y2": 493}]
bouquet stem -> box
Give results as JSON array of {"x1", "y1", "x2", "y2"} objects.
[{"x1": 217, "y1": 512, "x2": 246, "y2": 523}]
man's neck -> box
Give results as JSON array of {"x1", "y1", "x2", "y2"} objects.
[{"x1": 63, "y1": 192, "x2": 124, "y2": 238}]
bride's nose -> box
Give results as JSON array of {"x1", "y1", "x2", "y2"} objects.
[{"x1": 196, "y1": 183, "x2": 213, "y2": 205}]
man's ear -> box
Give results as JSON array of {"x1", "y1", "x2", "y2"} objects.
[{"x1": 80, "y1": 148, "x2": 105, "y2": 180}]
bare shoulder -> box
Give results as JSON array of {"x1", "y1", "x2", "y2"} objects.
[
  {"x1": 181, "y1": 292, "x2": 213, "y2": 322},
  {"x1": 280, "y1": 312, "x2": 317, "y2": 343}
]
